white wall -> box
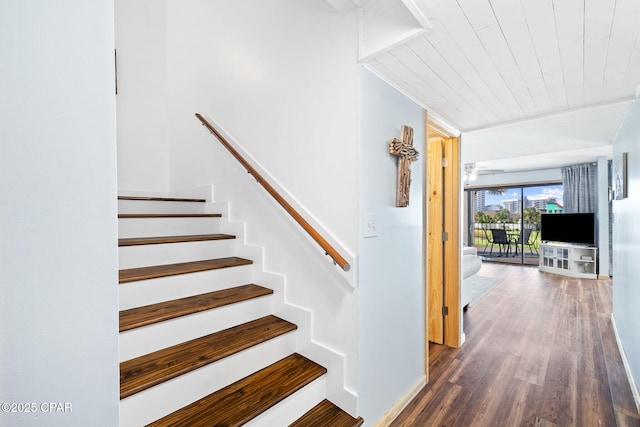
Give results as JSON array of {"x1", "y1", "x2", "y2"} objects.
[
  {"x1": 358, "y1": 68, "x2": 425, "y2": 424},
  {"x1": 0, "y1": 1, "x2": 119, "y2": 426},
  {"x1": 612, "y1": 98, "x2": 640, "y2": 405},
  {"x1": 165, "y1": 0, "x2": 360, "y2": 251},
  {"x1": 115, "y1": 0, "x2": 171, "y2": 192},
  {"x1": 163, "y1": 0, "x2": 362, "y2": 403}
]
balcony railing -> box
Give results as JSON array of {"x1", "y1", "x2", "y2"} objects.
[{"x1": 470, "y1": 222, "x2": 541, "y2": 261}]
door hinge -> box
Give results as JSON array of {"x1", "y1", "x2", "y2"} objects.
[
  {"x1": 443, "y1": 231, "x2": 449, "y2": 242},
  {"x1": 441, "y1": 158, "x2": 449, "y2": 167},
  {"x1": 442, "y1": 306, "x2": 449, "y2": 316},
  {"x1": 114, "y1": 49, "x2": 118, "y2": 95}
]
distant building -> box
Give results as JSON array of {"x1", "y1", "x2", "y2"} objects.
[
  {"x1": 545, "y1": 200, "x2": 564, "y2": 213},
  {"x1": 503, "y1": 198, "x2": 521, "y2": 214},
  {"x1": 474, "y1": 191, "x2": 486, "y2": 212},
  {"x1": 484, "y1": 203, "x2": 501, "y2": 212},
  {"x1": 528, "y1": 196, "x2": 553, "y2": 211}
]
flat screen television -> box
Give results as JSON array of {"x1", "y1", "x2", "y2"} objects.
[{"x1": 540, "y1": 213, "x2": 596, "y2": 246}]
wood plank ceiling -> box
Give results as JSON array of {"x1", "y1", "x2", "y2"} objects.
[{"x1": 350, "y1": 0, "x2": 640, "y2": 134}]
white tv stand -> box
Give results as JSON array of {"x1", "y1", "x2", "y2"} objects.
[{"x1": 539, "y1": 242, "x2": 597, "y2": 279}]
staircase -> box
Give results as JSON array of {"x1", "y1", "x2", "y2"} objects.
[{"x1": 118, "y1": 195, "x2": 363, "y2": 426}]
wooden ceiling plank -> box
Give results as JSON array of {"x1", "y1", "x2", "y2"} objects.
[
  {"x1": 554, "y1": 0, "x2": 586, "y2": 108},
  {"x1": 423, "y1": 0, "x2": 526, "y2": 123},
  {"x1": 602, "y1": 0, "x2": 640, "y2": 99},
  {"x1": 476, "y1": 23, "x2": 542, "y2": 116},
  {"x1": 386, "y1": 46, "x2": 476, "y2": 117},
  {"x1": 452, "y1": 0, "x2": 522, "y2": 120},
  {"x1": 621, "y1": 31, "x2": 640, "y2": 90},
  {"x1": 583, "y1": 0, "x2": 616, "y2": 104},
  {"x1": 403, "y1": 37, "x2": 506, "y2": 123},
  {"x1": 416, "y1": 29, "x2": 525, "y2": 123},
  {"x1": 521, "y1": 0, "x2": 568, "y2": 112},
  {"x1": 362, "y1": 0, "x2": 640, "y2": 133},
  {"x1": 390, "y1": 46, "x2": 493, "y2": 125},
  {"x1": 490, "y1": 0, "x2": 553, "y2": 115},
  {"x1": 371, "y1": 53, "x2": 480, "y2": 128},
  {"x1": 458, "y1": 0, "x2": 544, "y2": 116},
  {"x1": 456, "y1": 0, "x2": 495, "y2": 32}
]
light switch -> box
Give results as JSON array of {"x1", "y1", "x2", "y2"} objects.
[{"x1": 362, "y1": 213, "x2": 378, "y2": 238}]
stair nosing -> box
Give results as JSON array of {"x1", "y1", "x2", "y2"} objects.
[
  {"x1": 119, "y1": 257, "x2": 253, "y2": 283},
  {"x1": 118, "y1": 213, "x2": 221, "y2": 219},
  {"x1": 118, "y1": 196, "x2": 206, "y2": 203},
  {"x1": 120, "y1": 315, "x2": 297, "y2": 399},
  {"x1": 118, "y1": 233, "x2": 235, "y2": 247},
  {"x1": 146, "y1": 353, "x2": 326, "y2": 426},
  {"x1": 119, "y1": 284, "x2": 273, "y2": 332}
]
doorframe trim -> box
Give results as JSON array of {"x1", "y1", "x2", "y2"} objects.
[{"x1": 424, "y1": 114, "x2": 463, "y2": 356}]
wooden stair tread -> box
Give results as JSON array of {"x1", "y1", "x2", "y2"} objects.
[
  {"x1": 120, "y1": 315, "x2": 297, "y2": 399},
  {"x1": 119, "y1": 257, "x2": 253, "y2": 283},
  {"x1": 118, "y1": 196, "x2": 206, "y2": 203},
  {"x1": 118, "y1": 233, "x2": 235, "y2": 247},
  {"x1": 147, "y1": 353, "x2": 326, "y2": 426},
  {"x1": 118, "y1": 213, "x2": 221, "y2": 218},
  {"x1": 119, "y1": 284, "x2": 273, "y2": 332},
  {"x1": 290, "y1": 399, "x2": 364, "y2": 427}
]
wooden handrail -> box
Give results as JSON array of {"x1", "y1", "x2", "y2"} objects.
[{"x1": 195, "y1": 113, "x2": 351, "y2": 272}]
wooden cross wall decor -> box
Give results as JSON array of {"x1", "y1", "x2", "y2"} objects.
[{"x1": 389, "y1": 125, "x2": 419, "y2": 207}]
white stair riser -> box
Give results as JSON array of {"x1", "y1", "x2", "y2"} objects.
[
  {"x1": 119, "y1": 296, "x2": 274, "y2": 361},
  {"x1": 119, "y1": 265, "x2": 256, "y2": 310},
  {"x1": 118, "y1": 217, "x2": 221, "y2": 238},
  {"x1": 244, "y1": 377, "x2": 326, "y2": 426},
  {"x1": 118, "y1": 239, "x2": 237, "y2": 269},
  {"x1": 118, "y1": 199, "x2": 207, "y2": 214},
  {"x1": 119, "y1": 334, "x2": 297, "y2": 427}
]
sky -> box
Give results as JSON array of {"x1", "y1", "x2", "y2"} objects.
[{"x1": 481, "y1": 184, "x2": 564, "y2": 207}]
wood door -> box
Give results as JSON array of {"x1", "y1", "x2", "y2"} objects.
[
  {"x1": 427, "y1": 137, "x2": 444, "y2": 344},
  {"x1": 442, "y1": 136, "x2": 461, "y2": 347},
  {"x1": 426, "y1": 124, "x2": 462, "y2": 348}
]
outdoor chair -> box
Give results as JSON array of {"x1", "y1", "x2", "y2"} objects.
[
  {"x1": 512, "y1": 228, "x2": 539, "y2": 256},
  {"x1": 488, "y1": 229, "x2": 512, "y2": 257}
]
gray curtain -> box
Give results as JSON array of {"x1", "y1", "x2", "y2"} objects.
[{"x1": 562, "y1": 163, "x2": 597, "y2": 213}]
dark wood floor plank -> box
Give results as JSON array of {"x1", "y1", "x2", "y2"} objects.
[
  {"x1": 492, "y1": 377, "x2": 543, "y2": 427},
  {"x1": 390, "y1": 263, "x2": 640, "y2": 426},
  {"x1": 118, "y1": 233, "x2": 235, "y2": 246},
  {"x1": 392, "y1": 353, "x2": 462, "y2": 427},
  {"x1": 598, "y1": 313, "x2": 640, "y2": 420},
  {"x1": 290, "y1": 399, "x2": 364, "y2": 427},
  {"x1": 120, "y1": 315, "x2": 296, "y2": 399},
  {"x1": 538, "y1": 346, "x2": 581, "y2": 427},
  {"x1": 119, "y1": 284, "x2": 273, "y2": 332},
  {"x1": 577, "y1": 288, "x2": 609, "y2": 381},
  {"x1": 454, "y1": 349, "x2": 519, "y2": 427},
  {"x1": 576, "y1": 376, "x2": 617, "y2": 426},
  {"x1": 119, "y1": 257, "x2": 252, "y2": 283},
  {"x1": 147, "y1": 353, "x2": 326, "y2": 427}
]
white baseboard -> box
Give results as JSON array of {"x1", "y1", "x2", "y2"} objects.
[
  {"x1": 611, "y1": 314, "x2": 640, "y2": 413},
  {"x1": 373, "y1": 376, "x2": 426, "y2": 427}
]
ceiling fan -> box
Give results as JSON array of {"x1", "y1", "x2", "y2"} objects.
[{"x1": 464, "y1": 163, "x2": 505, "y2": 184}]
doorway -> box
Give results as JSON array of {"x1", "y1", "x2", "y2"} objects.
[
  {"x1": 465, "y1": 183, "x2": 563, "y2": 265},
  {"x1": 425, "y1": 118, "x2": 461, "y2": 349}
]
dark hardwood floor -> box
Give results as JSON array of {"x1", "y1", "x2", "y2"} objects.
[{"x1": 391, "y1": 262, "x2": 640, "y2": 426}]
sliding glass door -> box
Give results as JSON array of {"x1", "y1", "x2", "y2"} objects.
[{"x1": 465, "y1": 183, "x2": 563, "y2": 265}]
